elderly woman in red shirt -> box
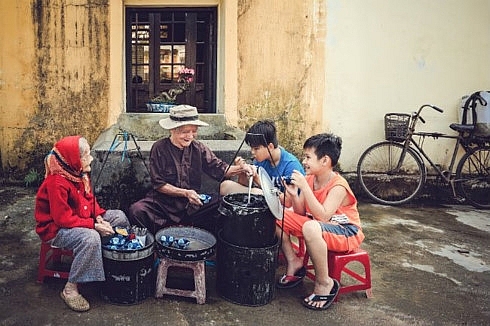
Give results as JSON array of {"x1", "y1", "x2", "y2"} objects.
[{"x1": 34, "y1": 135, "x2": 129, "y2": 312}]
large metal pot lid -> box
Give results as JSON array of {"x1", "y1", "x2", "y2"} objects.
[{"x1": 258, "y1": 166, "x2": 284, "y2": 220}]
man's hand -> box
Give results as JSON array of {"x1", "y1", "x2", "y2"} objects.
[{"x1": 186, "y1": 189, "x2": 204, "y2": 207}]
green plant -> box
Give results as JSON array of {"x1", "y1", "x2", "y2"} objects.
[
  {"x1": 238, "y1": 90, "x2": 317, "y2": 158},
  {"x1": 24, "y1": 168, "x2": 42, "y2": 187}
]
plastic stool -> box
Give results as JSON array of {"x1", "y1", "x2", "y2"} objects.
[
  {"x1": 294, "y1": 238, "x2": 373, "y2": 300},
  {"x1": 155, "y1": 258, "x2": 206, "y2": 304},
  {"x1": 328, "y1": 249, "x2": 373, "y2": 299},
  {"x1": 37, "y1": 242, "x2": 73, "y2": 283}
]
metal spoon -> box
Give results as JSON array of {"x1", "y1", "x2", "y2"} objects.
[{"x1": 247, "y1": 174, "x2": 253, "y2": 204}]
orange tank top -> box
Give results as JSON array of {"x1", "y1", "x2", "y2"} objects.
[{"x1": 305, "y1": 173, "x2": 362, "y2": 228}]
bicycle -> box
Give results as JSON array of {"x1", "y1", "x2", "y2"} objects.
[{"x1": 356, "y1": 104, "x2": 490, "y2": 209}]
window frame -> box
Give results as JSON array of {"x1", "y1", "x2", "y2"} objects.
[{"x1": 125, "y1": 7, "x2": 217, "y2": 113}]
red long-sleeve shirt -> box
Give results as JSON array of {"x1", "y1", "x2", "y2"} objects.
[{"x1": 34, "y1": 174, "x2": 105, "y2": 242}]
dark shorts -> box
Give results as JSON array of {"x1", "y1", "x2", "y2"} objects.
[{"x1": 277, "y1": 209, "x2": 364, "y2": 252}]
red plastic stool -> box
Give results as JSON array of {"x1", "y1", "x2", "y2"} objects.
[
  {"x1": 155, "y1": 257, "x2": 206, "y2": 304},
  {"x1": 293, "y1": 238, "x2": 373, "y2": 300},
  {"x1": 328, "y1": 249, "x2": 372, "y2": 299},
  {"x1": 37, "y1": 242, "x2": 73, "y2": 283}
]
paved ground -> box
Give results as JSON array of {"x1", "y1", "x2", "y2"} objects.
[{"x1": 0, "y1": 186, "x2": 489, "y2": 326}]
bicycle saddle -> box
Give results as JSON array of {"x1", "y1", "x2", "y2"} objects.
[{"x1": 449, "y1": 123, "x2": 475, "y2": 133}]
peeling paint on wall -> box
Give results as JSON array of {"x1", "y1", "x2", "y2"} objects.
[
  {"x1": 3, "y1": 0, "x2": 111, "y2": 178},
  {"x1": 236, "y1": 0, "x2": 326, "y2": 155}
]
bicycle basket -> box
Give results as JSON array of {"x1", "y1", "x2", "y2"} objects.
[{"x1": 384, "y1": 113, "x2": 410, "y2": 142}]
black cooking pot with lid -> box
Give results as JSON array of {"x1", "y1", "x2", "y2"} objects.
[{"x1": 218, "y1": 193, "x2": 276, "y2": 248}]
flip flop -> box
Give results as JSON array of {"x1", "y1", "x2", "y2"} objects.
[
  {"x1": 277, "y1": 266, "x2": 307, "y2": 289},
  {"x1": 60, "y1": 291, "x2": 90, "y2": 312},
  {"x1": 302, "y1": 279, "x2": 340, "y2": 310}
]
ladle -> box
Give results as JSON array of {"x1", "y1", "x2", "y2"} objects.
[{"x1": 247, "y1": 175, "x2": 253, "y2": 204}]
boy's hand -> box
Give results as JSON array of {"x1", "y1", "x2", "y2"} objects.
[
  {"x1": 235, "y1": 157, "x2": 255, "y2": 177},
  {"x1": 286, "y1": 170, "x2": 307, "y2": 188}
]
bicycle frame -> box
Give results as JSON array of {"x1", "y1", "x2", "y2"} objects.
[
  {"x1": 396, "y1": 104, "x2": 472, "y2": 192},
  {"x1": 358, "y1": 103, "x2": 490, "y2": 207},
  {"x1": 406, "y1": 132, "x2": 462, "y2": 182}
]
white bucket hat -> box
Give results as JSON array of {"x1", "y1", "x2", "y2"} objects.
[{"x1": 158, "y1": 105, "x2": 209, "y2": 130}]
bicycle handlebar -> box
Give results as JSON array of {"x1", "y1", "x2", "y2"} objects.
[
  {"x1": 419, "y1": 104, "x2": 444, "y2": 113},
  {"x1": 412, "y1": 104, "x2": 444, "y2": 125},
  {"x1": 431, "y1": 105, "x2": 443, "y2": 113}
]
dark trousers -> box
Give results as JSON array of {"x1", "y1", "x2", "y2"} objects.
[{"x1": 128, "y1": 193, "x2": 222, "y2": 237}]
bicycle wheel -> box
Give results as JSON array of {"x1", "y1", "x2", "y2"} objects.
[
  {"x1": 357, "y1": 141, "x2": 426, "y2": 205},
  {"x1": 456, "y1": 146, "x2": 490, "y2": 209}
]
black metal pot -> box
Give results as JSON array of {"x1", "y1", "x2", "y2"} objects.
[{"x1": 218, "y1": 193, "x2": 276, "y2": 248}]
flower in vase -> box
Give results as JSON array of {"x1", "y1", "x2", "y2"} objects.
[{"x1": 150, "y1": 67, "x2": 195, "y2": 104}]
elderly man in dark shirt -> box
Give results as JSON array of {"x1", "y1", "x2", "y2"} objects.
[{"x1": 128, "y1": 105, "x2": 253, "y2": 235}]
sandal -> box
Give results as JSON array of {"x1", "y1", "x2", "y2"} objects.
[
  {"x1": 302, "y1": 279, "x2": 340, "y2": 310},
  {"x1": 60, "y1": 291, "x2": 90, "y2": 312},
  {"x1": 277, "y1": 266, "x2": 306, "y2": 289}
]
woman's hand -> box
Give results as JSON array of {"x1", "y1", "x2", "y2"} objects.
[{"x1": 95, "y1": 220, "x2": 114, "y2": 237}]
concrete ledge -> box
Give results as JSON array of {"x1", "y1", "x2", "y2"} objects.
[{"x1": 94, "y1": 113, "x2": 245, "y2": 143}]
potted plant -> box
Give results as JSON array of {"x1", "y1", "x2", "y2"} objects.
[{"x1": 147, "y1": 67, "x2": 195, "y2": 112}]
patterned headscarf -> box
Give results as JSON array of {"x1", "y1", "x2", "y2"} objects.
[{"x1": 44, "y1": 135, "x2": 91, "y2": 194}]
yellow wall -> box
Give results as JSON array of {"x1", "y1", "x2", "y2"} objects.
[
  {"x1": 0, "y1": 1, "x2": 37, "y2": 173},
  {"x1": 236, "y1": 1, "x2": 326, "y2": 155},
  {"x1": 1, "y1": 0, "x2": 489, "y2": 178},
  {"x1": 1, "y1": 0, "x2": 112, "y2": 176},
  {"x1": 325, "y1": 0, "x2": 490, "y2": 170}
]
